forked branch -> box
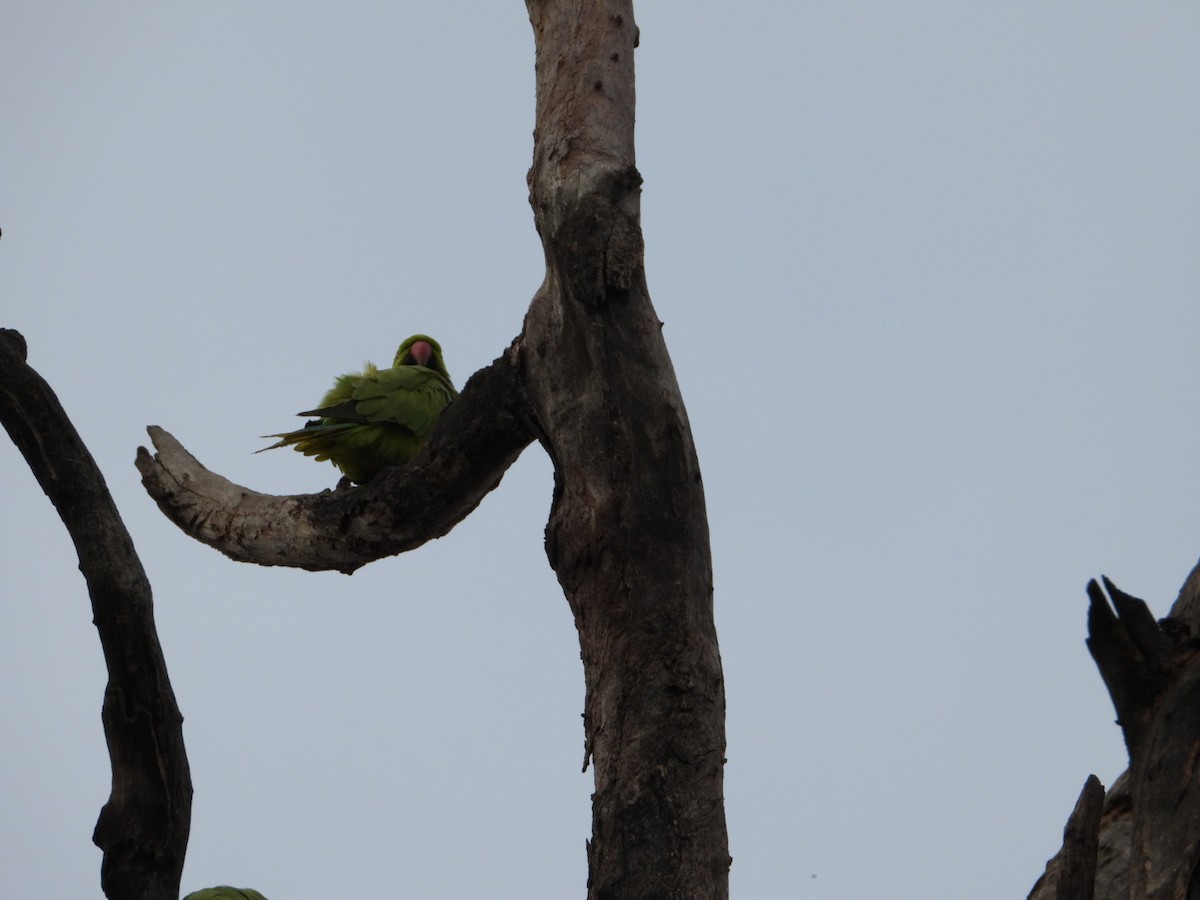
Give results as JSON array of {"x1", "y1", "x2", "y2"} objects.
[{"x1": 135, "y1": 345, "x2": 533, "y2": 575}]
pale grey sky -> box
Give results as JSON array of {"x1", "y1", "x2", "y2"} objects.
[{"x1": 3, "y1": 3, "x2": 1199, "y2": 898}]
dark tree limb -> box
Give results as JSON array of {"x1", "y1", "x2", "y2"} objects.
[
  {"x1": 1119, "y1": 577, "x2": 1200, "y2": 900},
  {"x1": 1086, "y1": 577, "x2": 1176, "y2": 758},
  {"x1": 1036, "y1": 569, "x2": 1200, "y2": 899},
  {"x1": 0, "y1": 329, "x2": 191, "y2": 900},
  {"x1": 1029, "y1": 773, "x2": 1131, "y2": 900},
  {"x1": 135, "y1": 345, "x2": 533, "y2": 575},
  {"x1": 1055, "y1": 775, "x2": 1104, "y2": 900}
]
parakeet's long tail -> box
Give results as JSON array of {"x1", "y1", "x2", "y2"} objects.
[{"x1": 258, "y1": 420, "x2": 362, "y2": 461}]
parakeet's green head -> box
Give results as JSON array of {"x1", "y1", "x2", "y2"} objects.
[
  {"x1": 182, "y1": 888, "x2": 269, "y2": 900},
  {"x1": 393, "y1": 334, "x2": 451, "y2": 379}
]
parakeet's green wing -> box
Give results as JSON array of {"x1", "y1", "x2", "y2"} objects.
[
  {"x1": 315, "y1": 363, "x2": 379, "y2": 410},
  {"x1": 259, "y1": 334, "x2": 458, "y2": 483},
  {"x1": 346, "y1": 366, "x2": 457, "y2": 437},
  {"x1": 182, "y1": 887, "x2": 269, "y2": 900}
]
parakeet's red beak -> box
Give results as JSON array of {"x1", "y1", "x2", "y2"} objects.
[{"x1": 409, "y1": 340, "x2": 433, "y2": 367}]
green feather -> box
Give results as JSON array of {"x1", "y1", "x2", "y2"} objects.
[
  {"x1": 182, "y1": 888, "x2": 269, "y2": 900},
  {"x1": 260, "y1": 334, "x2": 458, "y2": 484}
]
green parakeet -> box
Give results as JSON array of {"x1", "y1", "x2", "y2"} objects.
[
  {"x1": 182, "y1": 888, "x2": 269, "y2": 900},
  {"x1": 260, "y1": 334, "x2": 457, "y2": 484}
]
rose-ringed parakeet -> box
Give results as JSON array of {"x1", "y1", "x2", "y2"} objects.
[
  {"x1": 260, "y1": 334, "x2": 457, "y2": 484},
  {"x1": 182, "y1": 888, "x2": 269, "y2": 900}
]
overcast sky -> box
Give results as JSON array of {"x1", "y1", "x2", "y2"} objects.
[{"x1": 3, "y1": 3, "x2": 1199, "y2": 898}]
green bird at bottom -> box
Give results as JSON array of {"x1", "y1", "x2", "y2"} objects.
[
  {"x1": 259, "y1": 334, "x2": 458, "y2": 484},
  {"x1": 182, "y1": 888, "x2": 269, "y2": 900}
]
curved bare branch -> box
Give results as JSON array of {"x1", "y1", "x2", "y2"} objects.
[{"x1": 136, "y1": 344, "x2": 534, "y2": 575}]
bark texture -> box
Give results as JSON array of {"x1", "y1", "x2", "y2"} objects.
[
  {"x1": 0, "y1": 329, "x2": 191, "y2": 900},
  {"x1": 1030, "y1": 773, "x2": 1132, "y2": 900},
  {"x1": 524, "y1": 3, "x2": 729, "y2": 897},
  {"x1": 136, "y1": 347, "x2": 532, "y2": 575},
  {"x1": 1057, "y1": 775, "x2": 1105, "y2": 900},
  {"x1": 1031, "y1": 564, "x2": 1200, "y2": 899},
  {"x1": 1027, "y1": 775, "x2": 1106, "y2": 900},
  {"x1": 135, "y1": 2, "x2": 730, "y2": 897}
]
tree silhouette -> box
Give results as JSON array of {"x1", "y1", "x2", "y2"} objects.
[{"x1": 1029, "y1": 568, "x2": 1200, "y2": 899}]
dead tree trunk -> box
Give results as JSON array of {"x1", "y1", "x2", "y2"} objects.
[
  {"x1": 1029, "y1": 564, "x2": 1200, "y2": 899},
  {"x1": 135, "y1": 2, "x2": 730, "y2": 897},
  {"x1": 523, "y1": 2, "x2": 729, "y2": 895},
  {"x1": 0, "y1": 329, "x2": 192, "y2": 900}
]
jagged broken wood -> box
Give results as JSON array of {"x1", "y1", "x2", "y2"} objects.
[
  {"x1": 1056, "y1": 774, "x2": 1104, "y2": 900},
  {"x1": 1032, "y1": 565, "x2": 1200, "y2": 899},
  {"x1": 1028, "y1": 773, "x2": 1130, "y2": 900}
]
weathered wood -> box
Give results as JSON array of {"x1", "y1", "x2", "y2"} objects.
[
  {"x1": 135, "y1": 346, "x2": 533, "y2": 575},
  {"x1": 1029, "y1": 773, "x2": 1131, "y2": 900},
  {"x1": 1091, "y1": 772, "x2": 1133, "y2": 900},
  {"x1": 1055, "y1": 775, "x2": 1104, "y2": 900},
  {"x1": 1041, "y1": 569, "x2": 1200, "y2": 900},
  {"x1": 1088, "y1": 576, "x2": 1200, "y2": 899},
  {"x1": 0, "y1": 329, "x2": 191, "y2": 900},
  {"x1": 523, "y1": 3, "x2": 729, "y2": 897},
  {"x1": 1086, "y1": 577, "x2": 1173, "y2": 759}
]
